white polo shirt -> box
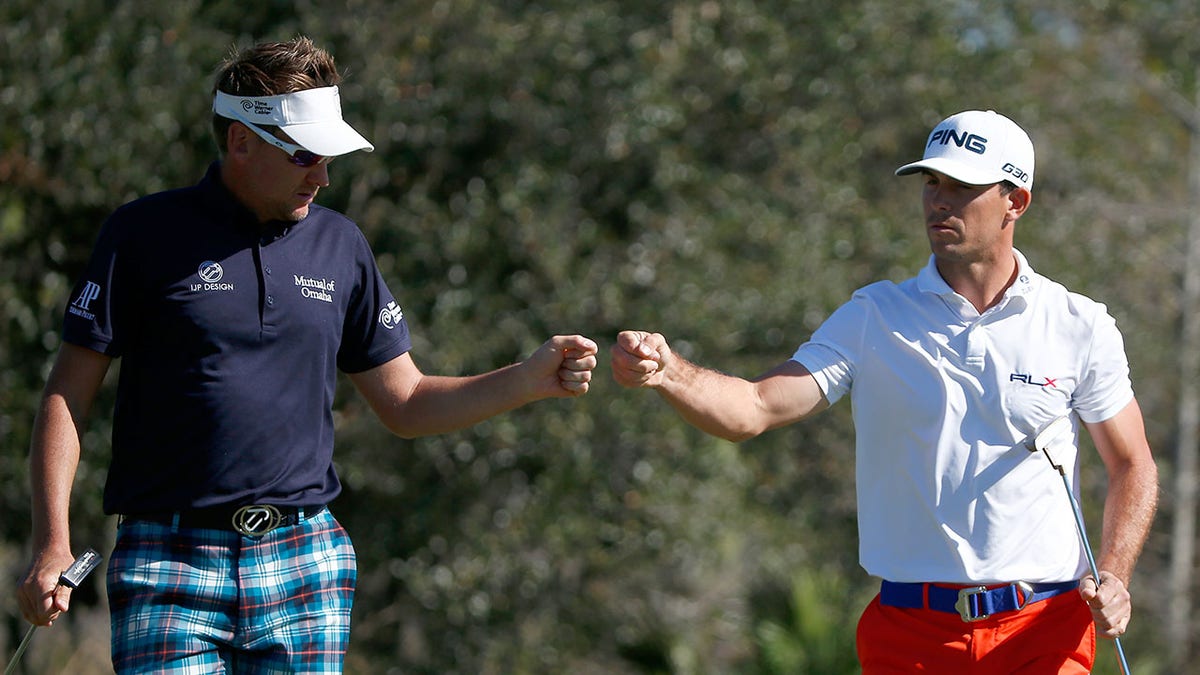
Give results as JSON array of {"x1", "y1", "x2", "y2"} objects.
[{"x1": 792, "y1": 249, "x2": 1133, "y2": 584}]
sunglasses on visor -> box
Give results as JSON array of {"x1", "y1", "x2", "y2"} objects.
[{"x1": 241, "y1": 121, "x2": 328, "y2": 167}]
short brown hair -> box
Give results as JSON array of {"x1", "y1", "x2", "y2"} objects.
[{"x1": 210, "y1": 36, "x2": 343, "y2": 154}]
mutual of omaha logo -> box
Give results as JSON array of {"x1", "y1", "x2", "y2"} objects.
[
  {"x1": 67, "y1": 281, "x2": 102, "y2": 321},
  {"x1": 379, "y1": 301, "x2": 404, "y2": 330},
  {"x1": 294, "y1": 274, "x2": 336, "y2": 303},
  {"x1": 191, "y1": 261, "x2": 234, "y2": 292}
]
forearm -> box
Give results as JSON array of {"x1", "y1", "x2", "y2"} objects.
[
  {"x1": 27, "y1": 344, "x2": 109, "y2": 553},
  {"x1": 1097, "y1": 453, "x2": 1158, "y2": 585},
  {"x1": 358, "y1": 336, "x2": 595, "y2": 438},
  {"x1": 29, "y1": 395, "x2": 84, "y2": 553},
  {"x1": 611, "y1": 331, "x2": 826, "y2": 441},
  {"x1": 392, "y1": 364, "x2": 533, "y2": 437},
  {"x1": 654, "y1": 357, "x2": 770, "y2": 442},
  {"x1": 20, "y1": 397, "x2": 92, "y2": 626}
]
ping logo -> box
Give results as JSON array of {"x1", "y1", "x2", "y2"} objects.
[
  {"x1": 1010, "y1": 373, "x2": 1058, "y2": 389},
  {"x1": 379, "y1": 301, "x2": 404, "y2": 330},
  {"x1": 67, "y1": 281, "x2": 102, "y2": 321},
  {"x1": 928, "y1": 128, "x2": 988, "y2": 155}
]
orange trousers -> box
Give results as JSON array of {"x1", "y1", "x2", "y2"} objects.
[{"x1": 856, "y1": 588, "x2": 1096, "y2": 674}]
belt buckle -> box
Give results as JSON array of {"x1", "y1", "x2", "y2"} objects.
[
  {"x1": 1014, "y1": 580, "x2": 1034, "y2": 610},
  {"x1": 232, "y1": 504, "x2": 282, "y2": 537},
  {"x1": 955, "y1": 585, "x2": 991, "y2": 622}
]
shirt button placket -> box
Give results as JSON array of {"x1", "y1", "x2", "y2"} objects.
[
  {"x1": 259, "y1": 240, "x2": 277, "y2": 331},
  {"x1": 965, "y1": 323, "x2": 986, "y2": 370}
]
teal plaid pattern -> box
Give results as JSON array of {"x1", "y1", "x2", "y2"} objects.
[{"x1": 107, "y1": 508, "x2": 356, "y2": 674}]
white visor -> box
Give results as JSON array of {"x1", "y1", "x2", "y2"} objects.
[{"x1": 213, "y1": 86, "x2": 373, "y2": 157}]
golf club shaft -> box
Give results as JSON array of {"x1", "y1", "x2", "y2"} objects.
[
  {"x1": 1059, "y1": 473, "x2": 1131, "y2": 675},
  {"x1": 3, "y1": 625, "x2": 36, "y2": 675}
]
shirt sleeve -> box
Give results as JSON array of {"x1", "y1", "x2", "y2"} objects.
[
  {"x1": 1072, "y1": 302, "x2": 1135, "y2": 424},
  {"x1": 790, "y1": 296, "x2": 867, "y2": 406},
  {"x1": 336, "y1": 230, "x2": 412, "y2": 373},
  {"x1": 62, "y1": 213, "x2": 129, "y2": 357}
]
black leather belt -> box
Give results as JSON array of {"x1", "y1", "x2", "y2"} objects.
[
  {"x1": 121, "y1": 504, "x2": 325, "y2": 537},
  {"x1": 880, "y1": 579, "x2": 1079, "y2": 622}
]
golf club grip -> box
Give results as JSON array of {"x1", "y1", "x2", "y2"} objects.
[
  {"x1": 5, "y1": 548, "x2": 104, "y2": 675},
  {"x1": 59, "y1": 548, "x2": 102, "y2": 589}
]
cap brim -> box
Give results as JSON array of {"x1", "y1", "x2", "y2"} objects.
[
  {"x1": 895, "y1": 158, "x2": 1001, "y2": 186},
  {"x1": 282, "y1": 120, "x2": 374, "y2": 157}
]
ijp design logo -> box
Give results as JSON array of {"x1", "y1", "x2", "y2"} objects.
[
  {"x1": 199, "y1": 261, "x2": 223, "y2": 283},
  {"x1": 191, "y1": 261, "x2": 235, "y2": 292}
]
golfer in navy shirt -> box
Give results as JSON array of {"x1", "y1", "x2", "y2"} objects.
[{"x1": 17, "y1": 36, "x2": 597, "y2": 673}]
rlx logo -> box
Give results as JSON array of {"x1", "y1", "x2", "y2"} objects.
[
  {"x1": 928, "y1": 129, "x2": 988, "y2": 155},
  {"x1": 1010, "y1": 373, "x2": 1058, "y2": 388}
]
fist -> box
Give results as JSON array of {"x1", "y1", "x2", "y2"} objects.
[{"x1": 611, "y1": 330, "x2": 670, "y2": 388}]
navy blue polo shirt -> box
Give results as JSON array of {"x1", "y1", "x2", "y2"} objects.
[{"x1": 62, "y1": 162, "x2": 411, "y2": 514}]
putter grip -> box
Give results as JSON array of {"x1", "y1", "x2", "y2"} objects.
[{"x1": 59, "y1": 548, "x2": 102, "y2": 589}]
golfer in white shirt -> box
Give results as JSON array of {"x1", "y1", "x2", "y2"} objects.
[{"x1": 611, "y1": 110, "x2": 1157, "y2": 674}]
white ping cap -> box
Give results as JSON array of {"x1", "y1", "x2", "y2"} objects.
[
  {"x1": 213, "y1": 86, "x2": 373, "y2": 157},
  {"x1": 895, "y1": 110, "x2": 1034, "y2": 190}
]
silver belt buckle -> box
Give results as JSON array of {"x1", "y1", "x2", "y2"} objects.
[
  {"x1": 954, "y1": 581, "x2": 1035, "y2": 622},
  {"x1": 1013, "y1": 580, "x2": 1034, "y2": 610},
  {"x1": 955, "y1": 585, "x2": 991, "y2": 622},
  {"x1": 232, "y1": 504, "x2": 282, "y2": 537}
]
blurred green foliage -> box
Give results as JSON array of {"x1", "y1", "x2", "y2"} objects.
[{"x1": 2, "y1": 1, "x2": 1198, "y2": 673}]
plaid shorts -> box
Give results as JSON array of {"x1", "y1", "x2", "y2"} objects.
[{"x1": 107, "y1": 507, "x2": 356, "y2": 674}]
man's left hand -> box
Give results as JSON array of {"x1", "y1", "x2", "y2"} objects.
[{"x1": 1079, "y1": 571, "x2": 1131, "y2": 638}]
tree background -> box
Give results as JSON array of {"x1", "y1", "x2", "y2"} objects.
[{"x1": 2, "y1": 1, "x2": 1196, "y2": 673}]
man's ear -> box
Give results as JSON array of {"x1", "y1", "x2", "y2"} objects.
[
  {"x1": 1007, "y1": 186, "x2": 1032, "y2": 220},
  {"x1": 225, "y1": 122, "x2": 254, "y2": 161}
]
